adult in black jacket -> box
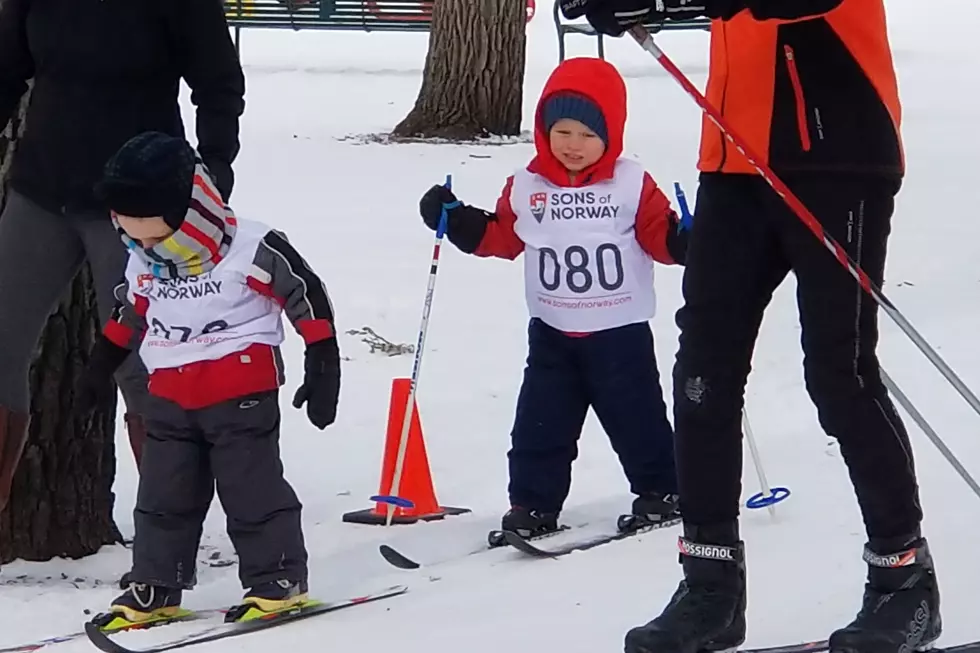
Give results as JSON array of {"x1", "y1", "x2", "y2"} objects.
[
  {"x1": 558, "y1": 2, "x2": 940, "y2": 653},
  {"x1": 0, "y1": 0, "x2": 245, "y2": 510}
]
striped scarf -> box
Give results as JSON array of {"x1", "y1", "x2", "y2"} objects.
[{"x1": 114, "y1": 159, "x2": 237, "y2": 280}]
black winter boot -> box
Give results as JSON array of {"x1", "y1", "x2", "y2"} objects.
[
  {"x1": 107, "y1": 583, "x2": 183, "y2": 624},
  {"x1": 224, "y1": 578, "x2": 310, "y2": 622},
  {"x1": 634, "y1": 492, "x2": 681, "y2": 520},
  {"x1": 500, "y1": 506, "x2": 560, "y2": 539},
  {"x1": 829, "y1": 534, "x2": 941, "y2": 653},
  {"x1": 618, "y1": 491, "x2": 681, "y2": 533},
  {"x1": 624, "y1": 521, "x2": 746, "y2": 653}
]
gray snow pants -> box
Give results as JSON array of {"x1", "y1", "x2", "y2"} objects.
[
  {"x1": 0, "y1": 189, "x2": 148, "y2": 414},
  {"x1": 132, "y1": 390, "x2": 308, "y2": 590}
]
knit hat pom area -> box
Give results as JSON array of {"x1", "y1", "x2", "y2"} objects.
[
  {"x1": 95, "y1": 131, "x2": 197, "y2": 230},
  {"x1": 541, "y1": 93, "x2": 608, "y2": 144}
]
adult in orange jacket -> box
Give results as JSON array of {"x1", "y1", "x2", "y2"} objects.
[{"x1": 558, "y1": 2, "x2": 941, "y2": 653}]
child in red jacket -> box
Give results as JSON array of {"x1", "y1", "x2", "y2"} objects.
[{"x1": 418, "y1": 57, "x2": 691, "y2": 542}]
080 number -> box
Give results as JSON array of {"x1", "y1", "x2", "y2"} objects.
[{"x1": 538, "y1": 243, "x2": 624, "y2": 294}]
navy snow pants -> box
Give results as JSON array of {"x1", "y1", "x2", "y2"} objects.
[{"x1": 507, "y1": 318, "x2": 677, "y2": 513}]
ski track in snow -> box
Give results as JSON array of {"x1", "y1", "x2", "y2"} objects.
[{"x1": 3, "y1": 2, "x2": 980, "y2": 651}]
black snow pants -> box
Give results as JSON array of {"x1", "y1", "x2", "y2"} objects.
[
  {"x1": 507, "y1": 318, "x2": 677, "y2": 513},
  {"x1": 132, "y1": 390, "x2": 308, "y2": 590},
  {"x1": 672, "y1": 172, "x2": 922, "y2": 540}
]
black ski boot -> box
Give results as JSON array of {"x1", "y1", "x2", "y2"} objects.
[
  {"x1": 829, "y1": 534, "x2": 941, "y2": 653},
  {"x1": 619, "y1": 492, "x2": 681, "y2": 532},
  {"x1": 226, "y1": 579, "x2": 310, "y2": 622},
  {"x1": 501, "y1": 506, "x2": 560, "y2": 537},
  {"x1": 488, "y1": 506, "x2": 561, "y2": 546},
  {"x1": 99, "y1": 582, "x2": 183, "y2": 626},
  {"x1": 624, "y1": 521, "x2": 746, "y2": 653}
]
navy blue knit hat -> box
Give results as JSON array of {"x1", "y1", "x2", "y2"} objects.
[
  {"x1": 541, "y1": 93, "x2": 608, "y2": 144},
  {"x1": 95, "y1": 131, "x2": 197, "y2": 229}
]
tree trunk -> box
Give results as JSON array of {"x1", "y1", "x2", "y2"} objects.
[
  {"x1": 0, "y1": 85, "x2": 122, "y2": 564},
  {"x1": 392, "y1": 0, "x2": 526, "y2": 140}
]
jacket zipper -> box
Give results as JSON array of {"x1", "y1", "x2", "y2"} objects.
[
  {"x1": 716, "y1": 22, "x2": 729, "y2": 171},
  {"x1": 783, "y1": 44, "x2": 812, "y2": 152}
]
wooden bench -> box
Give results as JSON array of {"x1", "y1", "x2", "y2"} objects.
[
  {"x1": 224, "y1": 0, "x2": 536, "y2": 54},
  {"x1": 552, "y1": 0, "x2": 711, "y2": 62}
]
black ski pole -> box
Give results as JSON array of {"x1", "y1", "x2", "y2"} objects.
[{"x1": 881, "y1": 367, "x2": 980, "y2": 501}]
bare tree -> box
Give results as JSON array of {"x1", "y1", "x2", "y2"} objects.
[
  {"x1": 392, "y1": 0, "x2": 527, "y2": 140},
  {"x1": 0, "y1": 85, "x2": 122, "y2": 565}
]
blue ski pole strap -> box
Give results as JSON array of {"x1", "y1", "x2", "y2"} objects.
[
  {"x1": 673, "y1": 181, "x2": 694, "y2": 232},
  {"x1": 436, "y1": 201, "x2": 459, "y2": 239},
  {"x1": 436, "y1": 173, "x2": 457, "y2": 239}
]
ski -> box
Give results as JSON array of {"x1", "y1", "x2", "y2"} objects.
[
  {"x1": 739, "y1": 640, "x2": 827, "y2": 653},
  {"x1": 502, "y1": 515, "x2": 681, "y2": 558},
  {"x1": 2, "y1": 608, "x2": 228, "y2": 653},
  {"x1": 377, "y1": 523, "x2": 580, "y2": 570},
  {"x1": 2, "y1": 631, "x2": 87, "y2": 653},
  {"x1": 378, "y1": 515, "x2": 680, "y2": 569},
  {"x1": 732, "y1": 640, "x2": 980, "y2": 653},
  {"x1": 378, "y1": 544, "x2": 422, "y2": 570},
  {"x1": 83, "y1": 584, "x2": 408, "y2": 653},
  {"x1": 377, "y1": 524, "x2": 578, "y2": 570},
  {"x1": 941, "y1": 643, "x2": 980, "y2": 653},
  {"x1": 487, "y1": 524, "x2": 571, "y2": 549}
]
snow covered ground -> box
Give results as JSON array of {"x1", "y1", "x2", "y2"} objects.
[{"x1": 3, "y1": 1, "x2": 980, "y2": 651}]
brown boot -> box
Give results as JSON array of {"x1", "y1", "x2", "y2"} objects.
[
  {"x1": 124, "y1": 413, "x2": 146, "y2": 469},
  {"x1": 0, "y1": 406, "x2": 30, "y2": 513}
]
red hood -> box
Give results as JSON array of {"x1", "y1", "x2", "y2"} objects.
[{"x1": 528, "y1": 57, "x2": 627, "y2": 187}]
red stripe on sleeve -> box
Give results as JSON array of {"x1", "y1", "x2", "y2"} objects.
[
  {"x1": 297, "y1": 319, "x2": 334, "y2": 344},
  {"x1": 104, "y1": 320, "x2": 134, "y2": 348}
]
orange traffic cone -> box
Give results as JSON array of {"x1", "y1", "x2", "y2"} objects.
[{"x1": 342, "y1": 377, "x2": 470, "y2": 525}]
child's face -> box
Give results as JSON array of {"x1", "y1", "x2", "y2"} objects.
[
  {"x1": 114, "y1": 214, "x2": 174, "y2": 248},
  {"x1": 548, "y1": 118, "x2": 606, "y2": 172}
]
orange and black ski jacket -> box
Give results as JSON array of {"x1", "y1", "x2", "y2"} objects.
[{"x1": 695, "y1": 0, "x2": 903, "y2": 178}]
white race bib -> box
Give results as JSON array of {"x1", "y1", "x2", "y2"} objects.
[
  {"x1": 125, "y1": 219, "x2": 285, "y2": 373},
  {"x1": 510, "y1": 160, "x2": 657, "y2": 332}
]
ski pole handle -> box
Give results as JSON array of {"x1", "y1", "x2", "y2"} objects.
[
  {"x1": 436, "y1": 173, "x2": 457, "y2": 239},
  {"x1": 629, "y1": 24, "x2": 662, "y2": 57},
  {"x1": 673, "y1": 181, "x2": 694, "y2": 230}
]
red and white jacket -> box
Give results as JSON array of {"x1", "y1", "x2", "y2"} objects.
[
  {"x1": 105, "y1": 217, "x2": 335, "y2": 409},
  {"x1": 464, "y1": 56, "x2": 686, "y2": 336}
]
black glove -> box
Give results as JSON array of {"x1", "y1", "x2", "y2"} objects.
[
  {"x1": 292, "y1": 337, "x2": 340, "y2": 430},
  {"x1": 419, "y1": 184, "x2": 459, "y2": 231},
  {"x1": 665, "y1": 210, "x2": 691, "y2": 264},
  {"x1": 76, "y1": 335, "x2": 133, "y2": 414},
  {"x1": 666, "y1": 181, "x2": 694, "y2": 264},
  {"x1": 418, "y1": 184, "x2": 489, "y2": 254},
  {"x1": 560, "y1": 0, "x2": 706, "y2": 37},
  {"x1": 202, "y1": 158, "x2": 234, "y2": 202}
]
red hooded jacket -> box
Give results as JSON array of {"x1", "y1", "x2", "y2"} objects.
[{"x1": 474, "y1": 57, "x2": 680, "y2": 266}]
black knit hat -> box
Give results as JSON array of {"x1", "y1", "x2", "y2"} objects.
[
  {"x1": 541, "y1": 92, "x2": 608, "y2": 144},
  {"x1": 95, "y1": 131, "x2": 197, "y2": 229}
]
